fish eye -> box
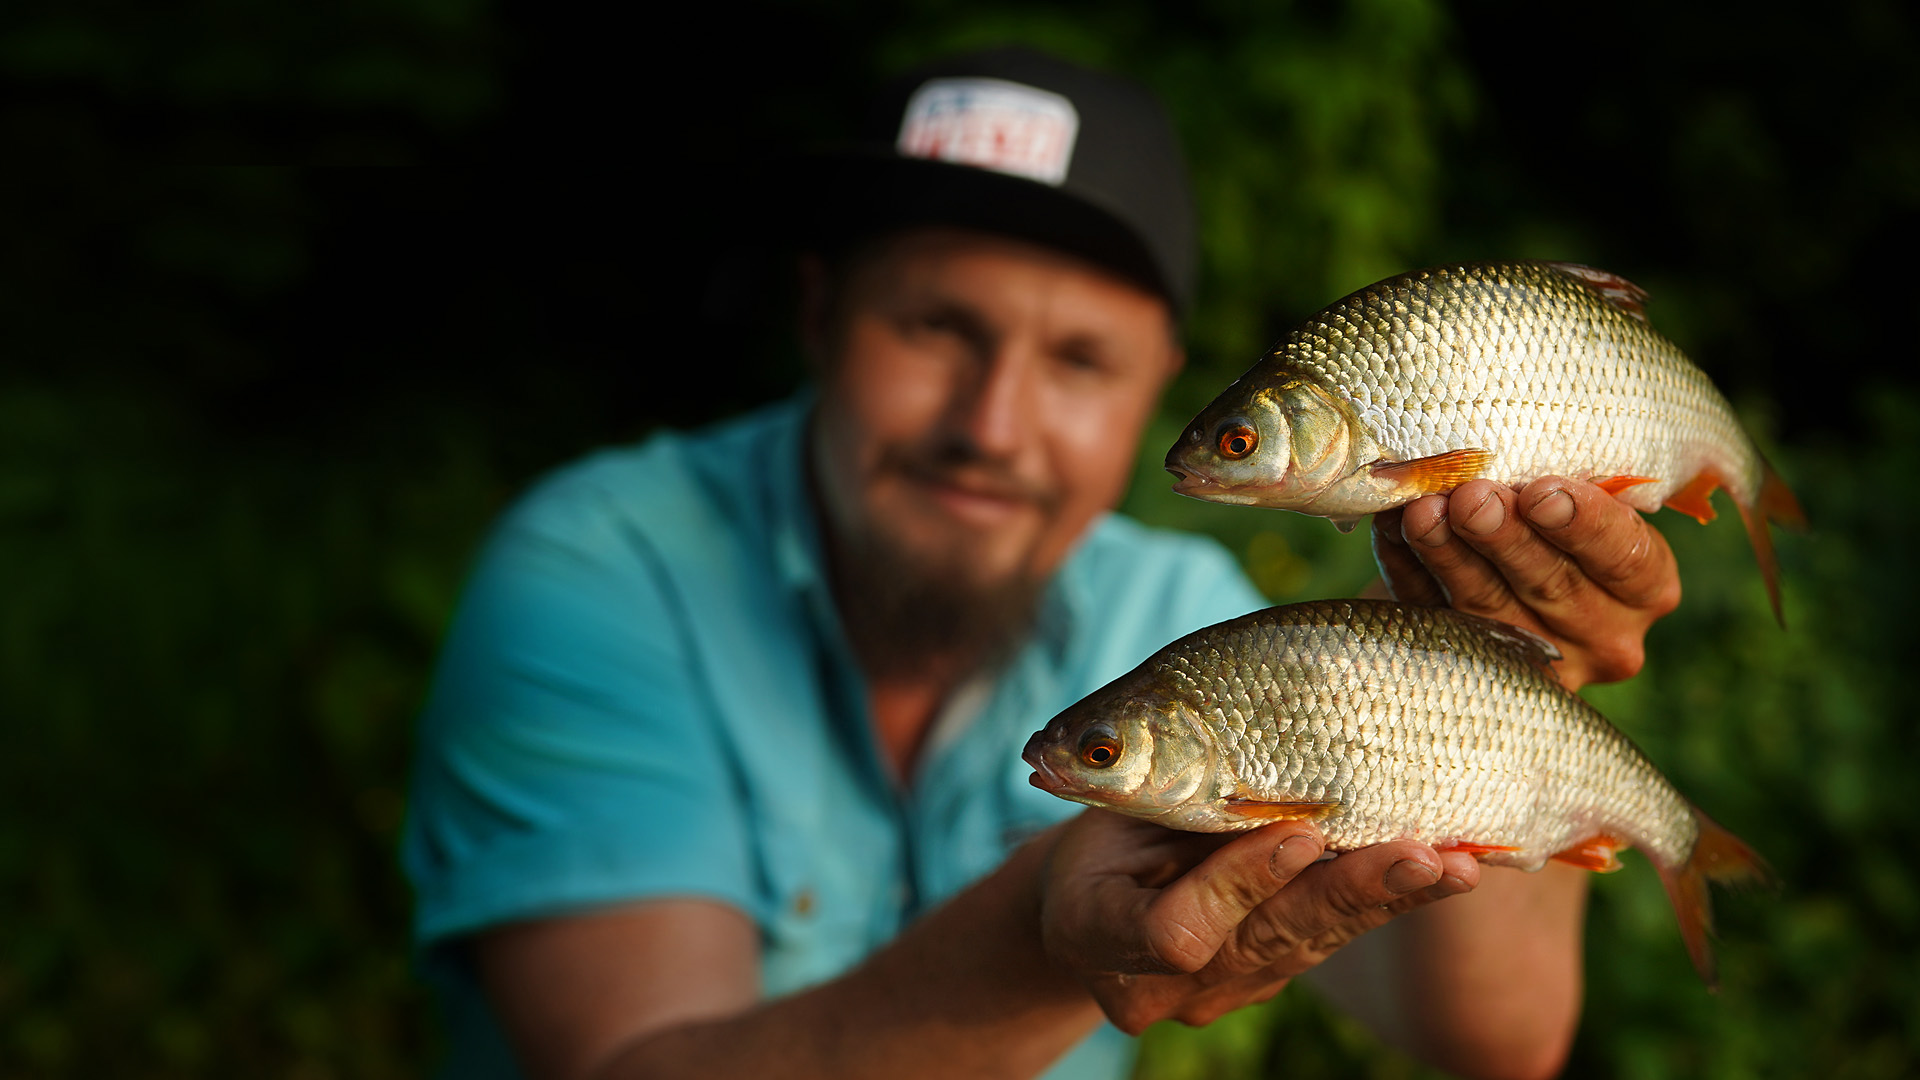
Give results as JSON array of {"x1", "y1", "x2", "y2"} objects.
[
  {"x1": 1079, "y1": 728, "x2": 1122, "y2": 768},
  {"x1": 1215, "y1": 420, "x2": 1258, "y2": 460}
]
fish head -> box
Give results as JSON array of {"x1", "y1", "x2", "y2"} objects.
[
  {"x1": 1022, "y1": 689, "x2": 1215, "y2": 823},
  {"x1": 1164, "y1": 371, "x2": 1359, "y2": 510}
]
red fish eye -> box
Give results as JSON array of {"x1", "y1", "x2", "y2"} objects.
[
  {"x1": 1080, "y1": 738, "x2": 1120, "y2": 768},
  {"x1": 1217, "y1": 424, "x2": 1258, "y2": 459}
]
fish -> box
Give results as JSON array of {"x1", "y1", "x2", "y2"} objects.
[
  {"x1": 1022, "y1": 598, "x2": 1766, "y2": 987},
  {"x1": 1163, "y1": 261, "x2": 1805, "y2": 623}
]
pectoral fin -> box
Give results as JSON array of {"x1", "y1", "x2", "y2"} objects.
[
  {"x1": 1367, "y1": 448, "x2": 1494, "y2": 497},
  {"x1": 1220, "y1": 798, "x2": 1341, "y2": 823}
]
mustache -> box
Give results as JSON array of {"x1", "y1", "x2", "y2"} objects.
[{"x1": 883, "y1": 436, "x2": 1060, "y2": 509}]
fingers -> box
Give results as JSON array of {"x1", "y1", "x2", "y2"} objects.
[
  {"x1": 1041, "y1": 813, "x2": 1325, "y2": 980},
  {"x1": 1143, "y1": 845, "x2": 1480, "y2": 1030},
  {"x1": 1515, "y1": 478, "x2": 1681, "y2": 615},
  {"x1": 1071, "y1": 833, "x2": 1480, "y2": 1035},
  {"x1": 1219, "y1": 842, "x2": 1475, "y2": 978},
  {"x1": 1393, "y1": 478, "x2": 1681, "y2": 687},
  {"x1": 1370, "y1": 504, "x2": 1447, "y2": 606},
  {"x1": 1137, "y1": 824, "x2": 1327, "y2": 975}
]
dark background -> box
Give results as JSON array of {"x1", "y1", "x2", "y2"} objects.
[{"x1": 4, "y1": 1, "x2": 1916, "y2": 1076}]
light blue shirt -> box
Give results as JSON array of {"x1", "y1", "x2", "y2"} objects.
[{"x1": 402, "y1": 394, "x2": 1266, "y2": 1078}]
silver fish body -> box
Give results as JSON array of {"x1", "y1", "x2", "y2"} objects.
[{"x1": 1022, "y1": 599, "x2": 1763, "y2": 983}]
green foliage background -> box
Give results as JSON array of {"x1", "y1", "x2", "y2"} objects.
[{"x1": 4, "y1": 1, "x2": 1917, "y2": 1076}]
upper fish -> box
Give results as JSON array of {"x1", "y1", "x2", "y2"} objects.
[{"x1": 1164, "y1": 261, "x2": 1805, "y2": 622}]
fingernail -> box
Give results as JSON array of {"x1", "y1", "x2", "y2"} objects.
[
  {"x1": 1385, "y1": 859, "x2": 1440, "y2": 894},
  {"x1": 1527, "y1": 486, "x2": 1575, "y2": 530},
  {"x1": 1459, "y1": 492, "x2": 1504, "y2": 536},
  {"x1": 1271, "y1": 834, "x2": 1322, "y2": 878},
  {"x1": 1408, "y1": 512, "x2": 1450, "y2": 548},
  {"x1": 1438, "y1": 873, "x2": 1473, "y2": 895}
]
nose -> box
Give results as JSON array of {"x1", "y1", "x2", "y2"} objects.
[{"x1": 952, "y1": 352, "x2": 1032, "y2": 460}]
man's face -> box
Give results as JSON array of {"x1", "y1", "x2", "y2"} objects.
[{"x1": 809, "y1": 228, "x2": 1180, "y2": 636}]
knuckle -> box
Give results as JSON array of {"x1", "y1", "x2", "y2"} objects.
[
  {"x1": 1585, "y1": 638, "x2": 1645, "y2": 683},
  {"x1": 1174, "y1": 1003, "x2": 1224, "y2": 1028},
  {"x1": 1530, "y1": 557, "x2": 1583, "y2": 606},
  {"x1": 1443, "y1": 572, "x2": 1509, "y2": 615},
  {"x1": 1227, "y1": 916, "x2": 1299, "y2": 967},
  {"x1": 1321, "y1": 884, "x2": 1384, "y2": 923},
  {"x1": 1643, "y1": 572, "x2": 1682, "y2": 616},
  {"x1": 1144, "y1": 922, "x2": 1215, "y2": 976},
  {"x1": 1108, "y1": 999, "x2": 1158, "y2": 1037}
]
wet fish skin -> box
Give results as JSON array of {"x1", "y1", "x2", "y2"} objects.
[
  {"x1": 1022, "y1": 598, "x2": 1765, "y2": 986},
  {"x1": 1163, "y1": 261, "x2": 1804, "y2": 622}
]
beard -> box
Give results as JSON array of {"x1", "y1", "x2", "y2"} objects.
[{"x1": 819, "y1": 436, "x2": 1058, "y2": 682}]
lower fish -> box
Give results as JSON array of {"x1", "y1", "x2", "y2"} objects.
[{"x1": 1022, "y1": 598, "x2": 1766, "y2": 987}]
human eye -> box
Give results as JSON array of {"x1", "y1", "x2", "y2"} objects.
[
  {"x1": 1053, "y1": 338, "x2": 1114, "y2": 377},
  {"x1": 901, "y1": 303, "x2": 990, "y2": 354}
]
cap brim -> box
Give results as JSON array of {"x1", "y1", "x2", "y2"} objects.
[{"x1": 793, "y1": 149, "x2": 1180, "y2": 312}]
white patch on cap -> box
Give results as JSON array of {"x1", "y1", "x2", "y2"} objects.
[{"x1": 896, "y1": 77, "x2": 1080, "y2": 187}]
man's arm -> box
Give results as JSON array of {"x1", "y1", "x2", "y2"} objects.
[
  {"x1": 1309, "y1": 475, "x2": 1683, "y2": 1079},
  {"x1": 475, "y1": 815, "x2": 1485, "y2": 1080}
]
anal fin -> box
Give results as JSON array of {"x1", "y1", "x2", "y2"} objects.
[
  {"x1": 1551, "y1": 835, "x2": 1627, "y2": 873},
  {"x1": 1664, "y1": 469, "x2": 1723, "y2": 524}
]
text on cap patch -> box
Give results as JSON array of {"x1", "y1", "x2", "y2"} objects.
[{"x1": 896, "y1": 77, "x2": 1080, "y2": 187}]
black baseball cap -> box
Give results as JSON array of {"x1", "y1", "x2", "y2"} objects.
[{"x1": 801, "y1": 47, "x2": 1198, "y2": 314}]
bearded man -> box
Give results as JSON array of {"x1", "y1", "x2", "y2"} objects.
[{"x1": 403, "y1": 48, "x2": 1679, "y2": 1080}]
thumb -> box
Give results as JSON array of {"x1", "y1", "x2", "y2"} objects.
[{"x1": 1136, "y1": 824, "x2": 1326, "y2": 974}]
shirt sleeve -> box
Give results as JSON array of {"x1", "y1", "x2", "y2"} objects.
[{"x1": 401, "y1": 477, "x2": 758, "y2": 952}]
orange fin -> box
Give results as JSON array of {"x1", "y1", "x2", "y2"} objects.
[
  {"x1": 1221, "y1": 798, "x2": 1340, "y2": 823},
  {"x1": 1368, "y1": 448, "x2": 1494, "y2": 496},
  {"x1": 1662, "y1": 468, "x2": 1723, "y2": 524},
  {"x1": 1444, "y1": 841, "x2": 1522, "y2": 856},
  {"x1": 1595, "y1": 475, "x2": 1659, "y2": 497},
  {"x1": 1551, "y1": 834, "x2": 1627, "y2": 873},
  {"x1": 1654, "y1": 807, "x2": 1770, "y2": 991},
  {"x1": 1544, "y1": 262, "x2": 1651, "y2": 323},
  {"x1": 1734, "y1": 453, "x2": 1807, "y2": 628}
]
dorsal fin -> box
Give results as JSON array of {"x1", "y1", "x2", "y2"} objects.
[
  {"x1": 1445, "y1": 609, "x2": 1563, "y2": 673},
  {"x1": 1544, "y1": 261, "x2": 1651, "y2": 323}
]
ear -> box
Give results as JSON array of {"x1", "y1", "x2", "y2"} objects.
[{"x1": 797, "y1": 253, "x2": 832, "y2": 372}]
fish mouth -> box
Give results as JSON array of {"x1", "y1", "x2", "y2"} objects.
[
  {"x1": 1164, "y1": 462, "x2": 1222, "y2": 498},
  {"x1": 1022, "y1": 734, "x2": 1067, "y2": 794},
  {"x1": 1166, "y1": 469, "x2": 1263, "y2": 506}
]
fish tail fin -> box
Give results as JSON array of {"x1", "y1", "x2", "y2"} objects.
[
  {"x1": 1734, "y1": 454, "x2": 1807, "y2": 628},
  {"x1": 1655, "y1": 807, "x2": 1770, "y2": 991}
]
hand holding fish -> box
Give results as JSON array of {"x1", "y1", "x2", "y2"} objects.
[
  {"x1": 1038, "y1": 810, "x2": 1476, "y2": 1035},
  {"x1": 1370, "y1": 475, "x2": 1681, "y2": 690}
]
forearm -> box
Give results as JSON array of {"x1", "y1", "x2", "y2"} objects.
[
  {"x1": 599, "y1": 834, "x2": 1103, "y2": 1080},
  {"x1": 1312, "y1": 861, "x2": 1588, "y2": 1080}
]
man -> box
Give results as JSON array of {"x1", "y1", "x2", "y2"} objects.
[{"x1": 403, "y1": 48, "x2": 1680, "y2": 1080}]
